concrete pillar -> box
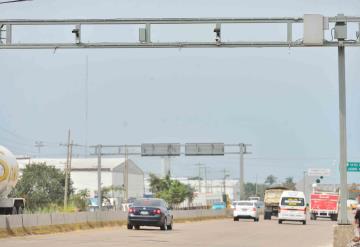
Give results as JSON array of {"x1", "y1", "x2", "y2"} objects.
[
  {"x1": 162, "y1": 157, "x2": 171, "y2": 177},
  {"x1": 333, "y1": 225, "x2": 355, "y2": 247}
]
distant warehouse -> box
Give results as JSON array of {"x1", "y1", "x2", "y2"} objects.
[{"x1": 17, "y1": 158, "x2": 145, "y2": 201}]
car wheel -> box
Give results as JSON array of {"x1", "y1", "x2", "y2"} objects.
[
  {"x1": 134, "y1": 225, "x2": 140, "y2": 230},
  {"x1": 167, "y1": 219, "x2": 173, "y2": 231},
  {"x1": 127, "y1": 224, "x2": 133, "y2": 230},
  {"x1": 17, "y1": 207, "x2": 24, "y2": 215},
  {"x1": 233, "y1": 217, "x2": 239, "y2": 221},
  {"x1": 330, "y1": 214, "x2": 338, "y2": 221},
  {"x1": 264, "y1": 212, "x2": 271, "y2": 220},
  {"x1": 160, "y1": 218, "x2": 168, "y2": 231},
  {"x1": 278, "y1": 220, "x2": 283, "y2": 224},
  {"x1": 310, "y1": 213, "x2": 316, "y2": 220},
  {"x1": 302, "y1": 220, "x2": 306, "y2": 225}
]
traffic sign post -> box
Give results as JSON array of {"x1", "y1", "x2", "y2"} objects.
[
  {"x1": 307, "y1": 168, "x2": 331, "y2": 177},
  {"x1": 347, "y1": 162, "x2": 360, "y2": 172}
]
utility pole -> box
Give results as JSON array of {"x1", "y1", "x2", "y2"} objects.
[
  {"x1": 239, "y1": 143, "x2": 245, "y2": 200},
  {"x1": 63, "y1": 130, "x2": 71, "y2": 209},
  {"x1": 61, "y1": 130, "x2": 81, "y2": 209},
  {"x1": 255, "y1": 174, "x2": 258, "y2": 196},
  {"x1": 221, "y1": 168, "x2": 229, "y2": 195},
  {"x1": 204, "y1": 166, "x2": 208, "y2": 194},
  {"x1": 303, "y1": 171, "x2": 307, "y2": 201},
  {"x1": 97, "y1": 144, "x2": 102, "y2": 211},
  {"x1": 194, "y1": 163, "x2": 203, "y2": 193},
  {"x1": 238, "y1": 143, "x2": 251, "y2": 200},
  {"x1": 34, "y1": 141, "x2": 44, "y2": 157},
  {"x1": 203, "y1": 166, "x2": 208, "y2": 207},
  {"x1": 123, "y1": 145, "x2": 129, "y2": 202}
]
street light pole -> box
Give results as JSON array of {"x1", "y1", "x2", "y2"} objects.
[{"x1": 338, "y1": 42, "x2": 349, "y2": 224}]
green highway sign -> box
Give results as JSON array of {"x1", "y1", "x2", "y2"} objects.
[{"x1": 347, "y1": 162, "x2": 360, "y2": 172}]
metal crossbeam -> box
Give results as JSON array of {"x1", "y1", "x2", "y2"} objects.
[
  {"x1": 0, "y1": 16, "x2": 359, "y2": 24},
  {"x1": 0, "y1": 15, "x2": 359, "y2": 49}
]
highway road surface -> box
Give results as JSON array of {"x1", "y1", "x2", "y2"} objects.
[{"x1": 1, "y1": 218, "x2": 334, "y2": 247}]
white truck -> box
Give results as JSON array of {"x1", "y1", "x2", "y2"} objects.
[{"x1": 0, "y1": 146, "x2": 25, "y2": 214}]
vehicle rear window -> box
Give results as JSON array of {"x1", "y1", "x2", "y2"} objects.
[
  {"x1": 236, "y1": 202, "x2": 253, "y2": 206},
  {"x1": 281, "y1": 197, "x2": 305, "y2": 206},
  {"x1": 133, "y1": 199, "x2": 162, "y2": 207}
]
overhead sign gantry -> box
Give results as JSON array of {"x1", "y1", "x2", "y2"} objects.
[{"x1": 1, "y1": 14, "x2": 359, "y2": 225}]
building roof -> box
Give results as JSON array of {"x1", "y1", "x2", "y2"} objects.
[
  {"x1": 17, "y1": 158, "x2": 134, "y2": 171},
  {"x1": 113, "y1": 160, "x2": 144, "y2": 175}
]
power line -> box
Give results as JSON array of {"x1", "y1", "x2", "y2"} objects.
[{"x1": 0, "y1": 0, "x2": 32, "y2": 4}]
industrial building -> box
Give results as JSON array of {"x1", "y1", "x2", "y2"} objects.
[{"x1": 17, "y1": 158, "x2": 145, "y2": 202}]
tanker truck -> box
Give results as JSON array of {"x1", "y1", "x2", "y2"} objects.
[{"x1": 0, "y1": 146, "x2": 25, "y2": 214}]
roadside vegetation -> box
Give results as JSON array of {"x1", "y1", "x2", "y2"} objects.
[
  {"x1": 149, "y1": 173, "x2": 195, "y2": 206},
  {"x1": 9, "y1": 163, "x2": 87, "y2": 213}
]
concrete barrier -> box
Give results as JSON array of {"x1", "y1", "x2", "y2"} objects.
[
  {"x1": 0, "y1": 216, "x2": 7, "y2": 230},
  {"x1": 86, "y1": 212, "x2": 97, "y2": 223},
  {"x1": 0, "y1": 209, "x2": 228, "y2": 238},
  {"x1": 51, "y1": 213, "x2": 65, "y2": 225},
  {"x1": 75, "y1": 212, "x2": 88, "y2": 224},
  {"x1": 6, "y1": 215, "x2": 22, "y2": 229},
  {"x1": 22, "y1": 214, "x2": 38, "y2": 228},
  {"x1": 63, "y1": 213, "x2": 76, "y2": 225},
  {"x1": 37, "y1": 214, "x2": 52, "y2": 226}
]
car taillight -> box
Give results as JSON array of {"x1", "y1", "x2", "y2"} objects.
[
  {"x1": 253, "y1": 208, "x2": 256, "y2": 212},
  {"x1": 128, "y1": 208, "x2": 135, "y2": 213},
  {"x1": 153, "y1": 209, "x2": 161, "y2": 214}
]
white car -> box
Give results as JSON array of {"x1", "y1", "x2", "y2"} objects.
[{"x1": 233, "y1": 200, "x2": 260, "y2": 222}]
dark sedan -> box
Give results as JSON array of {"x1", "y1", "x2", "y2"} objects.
[{"x1": 127, "y1": 198, "x2": 173, "y2": 231}]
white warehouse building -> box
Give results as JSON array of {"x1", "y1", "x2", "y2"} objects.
[{"x1": 18, "y1": 158, "x2": 145, "y2": 201}]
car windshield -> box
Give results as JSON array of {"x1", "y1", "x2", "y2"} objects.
[
  {"x1": 236, "y1": 202, "x2": 253, "y2": 206},
  {"x1": 133, "y1": 199, "x2": 162, "y2": 207},
  {"x1": 281, "y1": 197, "x2": 305, "y2": 207}
]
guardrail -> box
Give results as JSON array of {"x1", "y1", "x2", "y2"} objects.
[{"x1": 0, "y1": 209, "x2": 229, "y2": 237}]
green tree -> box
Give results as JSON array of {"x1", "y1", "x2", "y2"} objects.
[
  {"x1": 101, "y1": 185, "x2": 123, "y2": 204},
  {"x1": 264, "y1": 175, "x2": 277, "y2": 186},
  {"x1": 184, "y1": 184, "x2": 195, "y2": 206},
  {"x1": 10, "y1": 163, "x2": 73, "y2": 211},
  {"x1": 71, "y1": 189, "x2": 90, "y2": 211},
  {"x1": 149, "y1": 173, "x2": 194, "y2": 206},
  {"x1": 282, "y1": 177, "x2": 296, "y2": 190}
]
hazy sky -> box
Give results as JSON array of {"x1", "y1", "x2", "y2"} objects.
[{"x1": 0, "y1": 0, "x2": 359, "y2": 183}]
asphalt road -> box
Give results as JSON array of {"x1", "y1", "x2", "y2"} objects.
[{"x1": 1, "y1": 218, "x2": 334, "y2": 247}]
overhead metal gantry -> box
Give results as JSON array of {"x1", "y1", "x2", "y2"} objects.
[
  {"x1": 91, "y1": 143, "x2": 251, "y2": 210},
  {"x1": 0, "y1": 15, "x2": 359, "y2": 49},
  {"x1": 0, "y1": 14, "x2": 358, "y2": 225}
]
